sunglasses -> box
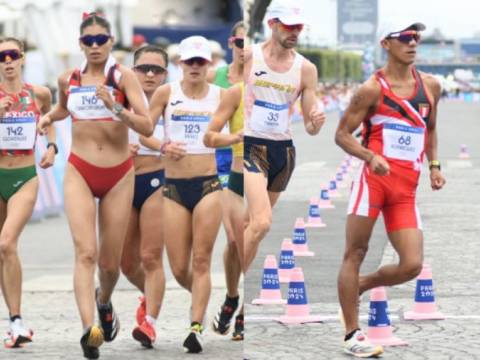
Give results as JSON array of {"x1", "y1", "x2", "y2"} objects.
[
  {"x1": 79, "y1": 34, "x2": 111, "y2": 47},
  {"x1": 134, "y1": 64, "x2": 166, "y2": 75},
  {"x1": 274, "y1": 19, "x2": 304, "y2": 32},
  {"x1": 183, "y1": 57, "x2": 209, "y2": 66},
  {"x1": 230, "y1": 37, "x2": 244, "y2": 49},
  {"x1": 386, "y1": 31, "x2": 421, "y2": 44},
  {"x1": 0, "y1": 49, "x2": 22, "y2": 63}
]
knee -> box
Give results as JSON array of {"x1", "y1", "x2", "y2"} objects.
[
  {"x1": 76, "y1": 248, "x2": 97, "y2": 267},
  {"x1": 192, "y1": 254, "x2": 211, "y2": 275},
  {"x1": 249, "y1": 216, "x2": 272, "y2": 241},
  {"x1": 120, "y1": 256, "x2": 138, "y2": 279},
  {"x1": 344, "y1": 246, "x2": 369, "y2": 264},
  {"x1": 140, "y1": 250, "x2": 162, "y2": 272},
  {"x1": 401, "y1": 261, "x2": 423, "y2": 281},
  {"x1": 98, "y1": 256, "x2": 119, "y2": 275},
  {"x1": 0, "y1": 236, "x2": 17, "y2": 259},
  {"x1": 171, "y1": 265, "x2": 190, "y2": 285}
]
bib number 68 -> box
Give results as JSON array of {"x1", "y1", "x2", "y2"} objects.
[{"x1": 398, "y1": 135, "x2": 411, "y2": 146}]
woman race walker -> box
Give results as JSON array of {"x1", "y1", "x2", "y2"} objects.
[
  {"x1": 149, "y1": 35, "x2": 224, "y2": 353},
  {"x1": 0, "y1": 36, "x2": 57, "y2": 348},
  {"x1": 38, "y1": 13, "x2": 152, "y2": 359},
  {"x1": 119, "y1": 44, "x2": 169, "y2": 348}
]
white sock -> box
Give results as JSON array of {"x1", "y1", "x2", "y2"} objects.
[{"x1": 145, "y1": 315, "x2": 156, "y2": 326}]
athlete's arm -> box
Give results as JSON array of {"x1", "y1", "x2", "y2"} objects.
[
  {"x1": 206, "y1": 68, "x2": 216, "y2": 84},
  {"x1": 103, "y1": 66, "x2": 153, "y2": 137},
  {"x1": 139, "y1": 135, "x2": 162, "y2": 152},
  {"x1": 150, "y1": 84, "x2": 185, "y2": 160},
  {"x1": 335, "y1": 78, "x2": 390, "y2": 175},
  {"x1": 301, "y1": 61, "x2": 326, "y2": 135},
  {"x1": 35, "y1": 85, "x2": 56, "y2": 168},
  {"x1": 203, "y1": 84, "x2": 242, "y2": 148},
  {"x1": 423, "y1": 74, "x2": 446, "y2": 190}
]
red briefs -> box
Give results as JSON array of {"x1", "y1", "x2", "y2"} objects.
[
  {"x1": 348, "y1": 162, "x2": 422, "y2": 233},
  {"x1": 68, "y1": 152, "x2": 133, "y2": 198}
]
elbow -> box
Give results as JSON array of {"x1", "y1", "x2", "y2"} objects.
[
  {"x1": 203, "y1": 133, "x2": 213, "y2": 148},
  {"x1": 335, "y1": 129, "x2": 345, "y2": 147},
  {"x1": 141, "y1": 117, "x2": 154, "y2": 137}
]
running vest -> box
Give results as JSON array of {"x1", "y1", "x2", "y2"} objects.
[
  {"x1": 362, "y1": 68, "x2": 432, "y2": 171},
  {"x1": 0, "y1": 83, "x2": 41, "y2": 156},
  {"x1": 245, "y1": 43, "x2": 303, "y2": 141},
  {"x1": 66, "y1": 56, "x2": 129, "y2": 122},
  {"x1": 230, "y1": 83, "x2": 244, "y2": 157},
  {"x1": 164, "y1": 82, "x2": 221, "y2": 155},
  {"x1": 213, "y1": 65, "x2": 232, "y2": 89}
]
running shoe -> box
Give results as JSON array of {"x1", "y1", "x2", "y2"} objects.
[
  {"x1": 212, "y1": 296, "x2": 239, "y2": 335},
  {"x1": 3, "y1": 319, "x2": 33, "y2": 348},
  {"x1": 80, "y1": 325, "x2": 104, "y2": 359},
  {"x1": 231, "y1": 314, "x2": 244, "y2": 341},
  {"x1": 343, "y1": 329, "x2": 384, "y2": 358},
  {"x1": 183, "y1": 323, "x2": 203, "y2": 353},
  {"x1": 136, "y1": 295, "x2": 146, "y2": 326},
  {"x1": 132, "y1": 320, "x2": 156, "y2": 349},
  {"x1": 95, "y1": 288, "x2": 120, "y2": 342}
]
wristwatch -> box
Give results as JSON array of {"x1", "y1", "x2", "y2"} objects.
[
  {"x1": 47, "y1": 142, "x2": 58, "y2": 154},
  {"x1": 112, "y1": 102, "x2": 124, "y2": 116},
  {"x1": 429, "y1": 160, "x2": 441, "y2": 171}
]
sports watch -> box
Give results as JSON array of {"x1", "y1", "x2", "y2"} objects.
[
  {"x1": 112, "y1": 102, "x2": 124, "y2": 116},
  {"x1": 429, "y1": 160, "x2": 441, "y2": 171}
]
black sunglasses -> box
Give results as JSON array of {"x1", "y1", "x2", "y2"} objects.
[
  {"x1": 134, "y1": 64, "x2": 167, "y2": 75},
  {"x1": 79, "y1": 34, "x2": 111, "y2": 47},
  {"x1": 386, "y1": 31, "x2": 421, "y2": 44},
  {"x1": 0, "y1": 49, "x2": 22, "y2": 63},
  {"x1": 183, "y1": 57, "x2": 209, "y2": 66},
  {"x1": 230, "y1": 37, "x2": 244, "y2": 49}
]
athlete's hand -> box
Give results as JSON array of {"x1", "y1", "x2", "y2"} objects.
[
  {"x1": 307, "y1": 106, "x2": 326, "y2": 134},
  {"x1": 39, "y1": 146, "x2": 55, "y2": 169},
  {"x1": 129, "y1": 144, "x2": 140, "y2": 157},
  {"x1": 369, "y1": 154, "x2": 390, "y2": 176},
  {"x1": 230, "y1": 130, "x2": 243, "y2": 145},
  {"x1": 37, "y1": 114, "x2": 52, "y2": 135},
  {"x1": 165, "y1": 141, "x2": 186, "y2": 161},
  {"x1": 0, "y1": 96, "x2": 14, "y2": 116},
  {"x1": 96, "y1": 85, "x2": 114, "y2": 110},
  {"x1": 430, "y1": 168, "x2": 446, "y2": 190}
]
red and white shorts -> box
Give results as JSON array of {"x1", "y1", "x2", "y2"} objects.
[{"x1": 347, "y1": 162, "x2": 422, "y2": 233}]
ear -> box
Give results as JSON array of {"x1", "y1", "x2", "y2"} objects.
[
  {"x1": 110, "y1": 36, "x2": 115, "y2": 44},
  {"x1": 380, "y1": 39, "x2": 390, "y2": 50},
  {"x1": 267, "y1": 19, "x2": 276, "y2": 28}
]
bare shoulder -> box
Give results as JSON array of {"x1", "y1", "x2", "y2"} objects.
[
  {"x1": 350, "y1": 77, "x2": 381, "y2": 108},
  {"x1": 58, "y1": 69, "x2": 76, "y2": 89},
  {"x1": 32, "y1": 85, "x2": 52, "y2": 102},
  {"x1": 116, "y1": 64, "x2": 136, "y2": 80},
  {"x1": 419, "y1": 71, "x2": 441, "y2": 97},
  {"x1": 301, "y1": 57, "x2": 318, "y2": 77},
  {"x1": 151, "y1": 83, "x2": 171, "y2": 104}
]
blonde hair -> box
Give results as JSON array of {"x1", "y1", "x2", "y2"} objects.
[{"x1": 0, "y1": 37, "x2": 25, "y2": 52}]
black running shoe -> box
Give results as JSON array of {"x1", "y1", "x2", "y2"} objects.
[
  {"x1": 183, "y1": 323, "x2": 203, "y2": 353},
  {"x1": 80, "y1": 325, "x2": 104, "y2": 359},
  {"x1": 212, "y1": 295, "x2": 239, "y2": 335},
  {"x1": 232, "y1": 314, "x2": 244, "y2": 341},
  {"x1": 95, "y1": 288, "x2": 120, "y2": 342}
]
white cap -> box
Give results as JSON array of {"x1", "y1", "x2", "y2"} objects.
[
  {"x1": 266, "y1": 0, "x2": 306, "y2": 25},
  {"x1": 378, "y1": 22, "x2": 426, "y2": 42},
  {"x1": 179, "y1": 36, "x2": 212, "y2": 62}
]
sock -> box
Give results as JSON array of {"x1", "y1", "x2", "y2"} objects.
[
  {"x1": 145, "y1": 315, "x2": 156, "y2": 326},
  {"x1": 225, "y1": 294, "x2": 240, "y2": 308},
  {"x1": 191, "y1": 321, "x2": 202, "y2": 331},
  {"x1": 345, "y1": 328, "x2": 360, "y2": 341},
  {"x1": 10, "y1": 315, "x2": 21, "y2": 322},
  {"x1": 236, "y1": 314, "x2": 244, "y2": 321}
]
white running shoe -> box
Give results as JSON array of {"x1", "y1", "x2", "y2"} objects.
[
  {"x1": 343, "y1": 329, "x2": 383, "y2": 358},
  {"x1": 4, "y1": 319, "x2": 33, "y2": 348}
]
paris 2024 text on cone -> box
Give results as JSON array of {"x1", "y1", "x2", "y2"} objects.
[{"x1": 252, "y1": 255, "x2": 287, "y2": 305}]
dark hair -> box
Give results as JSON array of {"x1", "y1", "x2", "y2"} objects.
[
  {"x1": 0, "y1": 37, "x2": 25, "y2": 52},
  {"x1": 80, "y1": 13, "x2": 111, "y2": 35},
  {"x1": 231, "y1": 21, "x2": 245, "y2": 37},
  {"x1": 134, "y1": 45, "x2": 169, "y2": 67}
]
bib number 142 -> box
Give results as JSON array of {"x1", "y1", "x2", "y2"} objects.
[{"x1": 6, "y1": 126, "x2": 23, "y2": 136}]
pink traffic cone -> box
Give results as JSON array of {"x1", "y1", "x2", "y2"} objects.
[
  {"x1": 318, "y1": 186, "x2": 335, "y2": 209},
  {"x1": 336, "y1": 170, "x2": 348, "y2": 189},
  {"x1": 328, "y1": 179, "x2": 341, "y2": 198},
  {"x1": 404, "y1": 264, "x2": 444, "y2": 320},
  {"x1": 306, "y1": 198, "x2": 326, "y2": 228},
  {"x1": 278, "y1": 239, "x2": 295, "y2": 283},
  {"x1": 459, "y1": 144, "x2": 470, "y2": 159},
  {"x1": 292, "y1": 218, "x2": 314, "y2": 257},
  {"x1": 276, "y1": 267, "x2": 325, "y2": 324},
  {"x1": 367, "y1": 287, "x2": 407, "y2": 346},
  {"x1": 252, "y1": 255, "x2": 286, "y2": 305}
]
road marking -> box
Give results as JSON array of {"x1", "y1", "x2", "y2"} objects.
[{"x1": 447, "y1": 160, "x2": 473, "y2": 168}]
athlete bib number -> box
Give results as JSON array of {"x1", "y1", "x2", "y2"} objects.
[
  {"x1": 68, "y1": 86, "x2": 117, "y2": 120},
  {"x1": 0, "y1": 117, "x2": 36, "y2": 150},
  {"x1": 383, "y1": 123, "x2": 424, "y2": 161},
  {"x1": 250, "y1": 100, "x2": 289, "y2": 134},
  {"x1": 169, "y1": 114, "x2": 210, "y2": 153}
]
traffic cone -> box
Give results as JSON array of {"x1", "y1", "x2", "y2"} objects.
[
  {"x1": 328, "y1": 179, "x2": 341, "y2": 198},
  {"x1": 336, "y1": 170, "x2": 347, "y2": 189},
  {"x1": 252, "y1": 255, "x2": 287, "y2": 305},
  {"x1": 318, "y1": 186, "x2": 335, "y2": 209},
  {"x1": 278, "y1": 239, "x2": 295, "y2": 283},
  {"x1": 459, "y1": 144, "x2": 470, "y2": 159},
  {"x1": 292, "y1": 218, "x2": 314, "y2": 257},
  {"x1": 404, "y1": 264, "x2": 444, "y2": 320},
  {"x1": 306, "y1": 197, "x2": 326, "y2": 228},
  {"x1": 367, "y1": 287, "x2": 407, "y2": 346},
  {"x1": 276, "y1": 267, "x2": 325, "y2": 324}
]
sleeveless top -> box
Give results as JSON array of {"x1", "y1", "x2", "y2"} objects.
[{"x1": 230, "y1": 83, "x2": 244, "y2": 157}]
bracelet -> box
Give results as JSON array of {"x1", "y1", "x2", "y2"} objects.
[
  {"x1": 429, "y1": 160, "x2": 441, "y2": 171},
  {"x1": 47, "y1": 142, "x2": 58, "y2": 154}
]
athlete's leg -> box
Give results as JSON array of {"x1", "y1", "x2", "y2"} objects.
[
  {"x1": 64, "y1": 164, "x2": 98, "y2": 328},
  {"x1": 359, "y1": 229, "x2": 423, "y2": 293},
  {"x1": 191, "y1": 191, "x2": 222, "y2": 324},
  {"x1": 0, "y1": 199, "x2": 7, "y2": 310},
  {"x1": 222, "y1": 188, "x2": 241, "y2": 297},
  {"x1": 97, "y1": 169, "x2": 135, "y2": 304},
  {"x1": 120, "y1": 208, "x2": 145, "y2": 292},
  {"x1": 163, "y1": 198, "x2": 193, "y2": 291},
  {"x1": 337, "y1": 214, "x2": 376, "y2": 334},
  {"x1": 0, "y1": 178, "x2": 38, "y2": 317},
  {"x1": 139, "y1": 189, "x2": 165, "y2": 319}
]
